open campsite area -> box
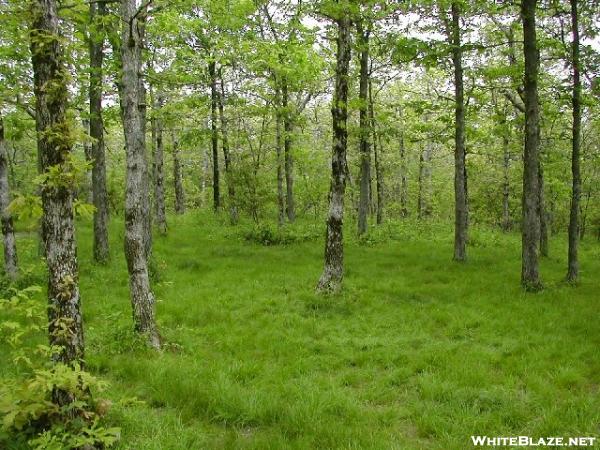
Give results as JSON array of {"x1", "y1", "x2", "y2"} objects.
[{"x1": 2, "y1": 215, "x2": 599, "y2": 449}]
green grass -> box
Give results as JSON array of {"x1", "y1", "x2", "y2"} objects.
[{"x1": 2, "y1": 212, "x2": 600, "y2": 449}]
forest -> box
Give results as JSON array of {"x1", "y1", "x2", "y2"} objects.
[{"x1": 0, "y1": 0, "x2": 599, "y2": 448}]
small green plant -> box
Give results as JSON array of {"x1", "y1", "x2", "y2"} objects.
[{"x1": 0, "y1": 286, "x2": 120, "y2": 449}]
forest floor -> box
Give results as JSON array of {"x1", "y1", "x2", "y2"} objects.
[{"x1": 2, "y1": 212, "x2": 599, "y2": 449}]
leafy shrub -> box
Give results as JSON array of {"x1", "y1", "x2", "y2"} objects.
[
  {"x1": 241, "y1": 223, "x2": 322, "y2": 246},
  {"x1": 0, "y1": 286, "x2": 120, "y2": 449}
]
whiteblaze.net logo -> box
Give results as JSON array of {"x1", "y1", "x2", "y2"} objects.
[{"x1": 471, "y1": 436, "x2": 597, "y2": 447}]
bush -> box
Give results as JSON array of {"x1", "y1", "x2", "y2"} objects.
[
  {"x1": 0, "y1": 286, "x2": 120, "y2": 449},
  {"x1": 241, "y1": 222, "x2": 322, "y2": 246}
]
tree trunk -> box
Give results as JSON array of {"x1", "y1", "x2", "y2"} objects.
[
  {"x1": 120, "y1": 0, "x2": 160, "y2": 348},
  {"x1": 282, "y1": 80, "x2": 295, "y2": 222},
  {"x1": 398, "y1": 109, "x2": 408, "y2": 218},
  {"x1": 30, "y1": 0, "x2": 85, "y2": 369},
  {"x1": 539, "y1": 159, "x2": 548, "y2": 256},
  {"x1": 88, "y1": 1, "x2": 110, "y2": 264},
  {"x1": 567, "y1": 0, "x2": 581, "y2": 282},
  {"x1": 0, "y1": 113, "x2": 18, "y2": 280},
  {"x1": 317, "y1": 10, "x2": 351, "y2": 293},
  {"x1": 356, "y1": 20, "x2": 370, "y2": 235},
  {"x1": 81, "y1": 118, "x2": 93, "y2": 204},
  {"x1": 209, "y1": 60, "x2": 220, "y2": 211},
  {"x1": 369, "y1": 80, "x2": 383, "y2": 225},
  {"x1": 450, "y1": 1, "x2": 468, "y2": 262},
  {"x1": 418, "y1": 142, "x2": 432, "y2": 219},
  {"x1": 520, "y1": 0, "x2": 542, "y2": 291},
  {"x1": 502, "y1": 125, "x2": 511, "y2": 231},
  {"x1": 218, "y1": 68, "x2": 238, "y2": 224},
  {"x1": 152, "y1": 94, "x2": 167, "y2": 234},
  {"x1": 275, "y1": 86, "x2": 285, "y2": 226},
  {"x1": 172, "y1": 131, "x2": 186, "y2": 214}
]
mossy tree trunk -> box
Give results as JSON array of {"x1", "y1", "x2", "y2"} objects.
[
  {"x1": 120, "y1": 0, "x2": 160, "y2": 348},
  {"x1": 317, "y1": 9, "x2": 351, "y2": 293},
  {"x1": 520, "y1": 0, "x2": 543, "y2": 291},
  {"x1": 30, "y1": 0, "x2": 85, "y2": 369}
]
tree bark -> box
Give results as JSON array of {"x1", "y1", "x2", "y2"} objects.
[
  {"x1": 81, "y1": 118, "x2": 93, "y2": 204},
  {"x1": 567, "y1": 0, "x2": 581, "y2": 282},
  {"x1": 539, "y1": 159, "x2": 548, "y2": 256},
  {"x1": 120, "y1": 0, "x2": 160, "y2": 348},
  {"x1": 317, "y1": 10, "x2": 351, "y2": 293},
  {"x1": 218, "y1": 68, "x2": 238, "y2": 224},
  {"x1": 356, "y1": 20, "x2": 370, "y2": 235},
  {"x1": 275, "y1": 86, "x2": 285, "y2": 226},
  {"x1": 502, "y1": 122, "x2": 511, "y2": 231},
  {"x1": 0, "y1": 113, "x2": 18, "y2": 280},
  {"x1": 398, "y1": 109, "x2": 408, "y2": 218},
  {"x1": 450, "y1": 1, "x2": 468, "y2": 262},
  {"x1": 208, "y1": 60, "x2": 220, "y2": 211},
  {"x1": 282, "y1": 80, "x2": 295, "y2": 222},
  {"x1": 520, "y1": 0, "x2": 542, "y2": 291},
  {"x1": 369, "y1": 80, "x2": 383, "y2": 225},
  {"x1": 172, "y1": 131, "x2": 186, "y2": 214},
  {"x1": 88, "y1": 0, "x2": 110, "y2": 263},
  {"x1": 30, "y1": 0, "x2": 85, "y2": 368},
  {"x1": 418, "y1": 142, "x2": 432, "y2": 219},
  {"x1": 152, "y1": 94, "x2": 167, "y2": 234}
]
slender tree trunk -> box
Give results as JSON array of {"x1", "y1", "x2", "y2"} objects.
[
  {"x1": 450, "y1": 1, "x2": 468, "y2": 261},
  {"x1": 502, "y1": 125, "x2": 511, "y2": 231},
  {"x1": 218, "y1": 69, "x2": 238, "y2": 224},
  {"x1": 88, "y1": 1, "x2": 110, "y2": 263},
  {"x1": 369, "y1": 80, "x2": 383, "y2": 225},
  {"x1": 520, "y1": 0, "x2": 542, "y2": 291},
  {"x1": 120, "y1": 0, "x2": 160, "y2": 348},
  {"x1": 30, "y1": 0, "x2": 85, "y2": 371},
  {"x1": 567, "y1": 0, "x2": 581, "y2": 282},
  {"x1": 282, "y1": 80, "x2": 295, "y2": 222},
  {"x1": 317, "y1": 10, "x2": 351, "y2": 293},
  {"x1": 208, "y1": 60, "x2": 220, "y2": 211},
  {"x1": 539, "y1": 160, "x2": 548, "y2": 256},
  {"x1": 398, "y1": 110, "x2": 408, "y2": 218},
  {"x1": 0, "y1": 113, "x2": 18, "y2": 280},
  {"x1": 356, "y1": 20, "x2": 370, "y2": 235},
  {"x1": 152, "y1": 95, "x2": 167, "y2": 233},
  {"x1": 275, "y1": 86, "x2": 286, "y2": 226},
  {"x1": 172, "y1": 131, "x2": 186, "y2": 214},
  {"x1": 418, "y1": 142, "x2": 432, "y2": 219},
  {"x1": 81, "y1": 118, "x2": 93, "y2": 204}
]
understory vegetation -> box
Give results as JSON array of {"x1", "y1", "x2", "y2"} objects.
[{"x1": 2, "y1": 212, "x2": 598, "y2": 449}]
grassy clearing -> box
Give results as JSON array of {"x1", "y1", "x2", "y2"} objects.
[{"x1": 2, "y1": 212, "x2": 599, "y2": 449}]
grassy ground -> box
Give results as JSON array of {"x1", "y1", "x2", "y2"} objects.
[{"x1": 2, "y1": 212, "x2": 599, "y2": 449}]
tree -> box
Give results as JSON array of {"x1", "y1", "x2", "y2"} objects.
[
  {"x1": 317, "y1": 4, "x2": 351, "y2": 293},
  {"x1": 447, "y1": 1, "x2": 468, "y2": 262},
  {"x1": 0, "y1": 111, "x2": 17, "y2": 279},
  {"x1": 151, "y1": 93, "x2": 167, "y2": 234},
  {"x1": 356, "y1": 19, "x2": 371, "y2": 235},
  {"x1": 119, "y1": 0, "x2": 160, "y2": 348},
  {"x1": 520, "y1": 0, "x2": 542, "y2": 291},
  {"x1": 567, "y1": 0, "x2": 582, "y2": 282},
  {"x1": 29, "y1": 0, "x2": 85, "y2": 382},
  {"x1": 88, "y1": 0, "x2": 110, "y2": 263},
  {"x1": 208, "y1": 59, "x2": 220, "y2": 212},
  {"x1": 172, "y1": 130, "x2": 186, "y2": 214}
]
